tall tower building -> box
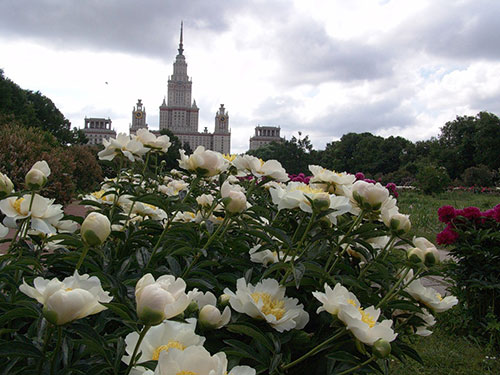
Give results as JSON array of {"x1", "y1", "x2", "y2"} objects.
[
  {"x1": 157, "y1": 22, "x2": 231, "y2": 154},
  {"x1": 159, "y1": 22, "x2": 199, "y2": 133}
]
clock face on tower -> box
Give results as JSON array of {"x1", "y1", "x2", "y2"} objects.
[
  {"x1": 219, "y1": 116, "x2": 226, "y2": 122},
  {"x1": 135, "y1": 112, "x2": 143, "y2": 119}
]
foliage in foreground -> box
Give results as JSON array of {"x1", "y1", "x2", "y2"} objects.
[{"x1": 0, "y1": 130, "x2": 458, "y2": 374}]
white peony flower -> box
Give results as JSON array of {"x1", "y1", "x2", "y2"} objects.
[
  {"x1": 98, "y1": 133, "x2": 148, "y2": 162},
  {"x1": 382, "y1": 212, "x2": 411, "y2": 234},
  {"x1": 19, "y1": 271, "x2": 112, "y2": 325},
  {"x1": 122, "y1": 318, "x2": 205, "y2": 367},
  {"x1": 248, "y1": 244, "x2": 294, "y2": 266},
  {"x1": 228, "y1": 366, "x2": 256, "y2": 375},
  {"x1": 224, "y1": 278, "x2": 309, "y2": 332},
  {"x1": 178, "y1": 146, "x2": 228, "y2": 177},
  {"x1": 25, "y1": 160, "x2": 51, "y2": 189},
  {"x1": 0, "y1": 194, "x2": 64, "y2": 234},
  {"x1": 312, "y1": 283, "x2": 360, "y2": 316},
  {"x1": 338, "y1": 301, "x2": 397, "y2": 346},
  {"x1": 155, "y1": 345, "x2": 227, "y2": 375},
  {"x1": 415, "y1": 309, "x2": 436, "y2": 336},
  {"x1": 196, "y1": 194, "x2": 214, "y2": 207},
  {"x1": 308, "y1": 165, "x2": 356, "y2": 195},
  {"x1": 188, "y1": 290, "x2": 231, "y2": 329},
  {"x1": 135, "y1": 274, "x2": 191, "y2": 326},
  {"x1": 221, "y1": 181, "x2": 247, "y2": 213},
  {"x1": 351, "y1": 180, "x2": 390, "y2": 211},
  {"x1": 134, "y1": 129, "x2": 171, "y2": 152},
  {"x1": 405, "y1": 274, "x2": 458, "y2": 313},
  {"x1": 0, "y1": 172, "x2": 14, "y2": 196},
  {"x1": 81, "y1": 212, "x2": 111, "y2": 246}
]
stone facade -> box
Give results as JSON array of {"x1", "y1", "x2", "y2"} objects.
[
  {"x1": 249, "y1": 126, "x2": 283, "y2": 150},
  {"x1": 82, "y1": 117, "x2": 116, "y2": 145}
]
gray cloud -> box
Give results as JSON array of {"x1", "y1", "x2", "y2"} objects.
[
  {"x1": 0, "y1": 0, "x2": 233, "y2": 60},
  {"x1": 391, "y1": 0, "x2": 500, "y2": 61}
]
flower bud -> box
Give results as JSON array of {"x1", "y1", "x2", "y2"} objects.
[
  {"x1": 0, "y1": 172, "x2": 14, "y2": 197},
  {"x1": 135, "y1": 274, "x2": 191, "y2": 326},
  {"x1": 352, "y1": 181, "x2": 389, "y2": 211},
  {"x1": 407, "y1": 247, "x2": 425, "y2": 263},
  {"x1": 424, "y1": 247, "x2": 440, "y2": 266},
  {"x1": 25, "y1": 169, "x2": 47, "y2": 190},
  {"x1": 389, "y1": 213, "x2": 411, "y2": 234},
  {"x1": 218, "y1": 293, "x2": 230, "y2": 307},
  {"x1": 81, "y1": 212, "x2": 111, "y2": 246},
  {"x1": 312, "y1": 193, "x2": 331, "y2": 211},
  {"x1": 372, "y1": 339, "x2": 391, "y2": 358},
  {"x1": 198, "y1": 304, "x2": 231, "y2": 330}
]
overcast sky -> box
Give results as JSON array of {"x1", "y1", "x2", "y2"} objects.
[{"x1": 1, "y1": 0, "x2": 500, "y2": 153}]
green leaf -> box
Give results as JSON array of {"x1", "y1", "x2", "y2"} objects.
[
  {"x1": 0, "y1": 341, "x2": 43, "y2": 358},
  {"x1": 226, "y1": 323, "x2": 274, "y2": 352}
]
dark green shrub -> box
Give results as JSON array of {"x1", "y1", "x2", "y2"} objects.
[
  {"x1": 416, "y1": 165, "x2": 451, "y2": 194},
  {"x1": 70, "y1": 144, "x2": 103, "y2": 193},
  {"x1": 461, "y1": 164, "x2": 495, "y2": 187}
]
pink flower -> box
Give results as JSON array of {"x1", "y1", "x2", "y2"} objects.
[
  {"x1": 436, "y1": 226, "x2": 459, "y2": 245},
  {"x1": 460, "y1": 206, "x2": 481, "y2": 220},
  {"x1": 355, "y1": 172, "x2": 365, "y2": 180},
  {"x1": 438, "y1": 205, "x2": 457, "y2": 224}
]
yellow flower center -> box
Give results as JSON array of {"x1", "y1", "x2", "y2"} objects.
[
  {"x1": 223, "y1": 154, "x2": 237, "y2": 162},
  {"x1": 292, "y1": 185, "x2": 325, "y2": 195},
  {"x1": 152, "y1": 341, "x2": 186, "y2": 360},
  {"x1": 358, "y1": 307, "x2": 376, "y2": 328},
  {"x1": 176, "y1": 372, "x2": 197, "y2": 375},
  {"x1": 65, "y1": 288, "x2": 73, "y2": 292},
  {"x1": 347, "y1": 299, "x2": 358, "y2": 307},
  {"x1": 251, "y1": 292, "x2": 285, "y2": 320},
  {"x1": 13, "y1": 198, "x2": 25, "y2": 214},
  {"x1": 436, "y1": 293, "x2": 443, "y2": 301}
]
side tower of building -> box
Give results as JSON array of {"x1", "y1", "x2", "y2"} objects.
[
  {"x1": 213, "y1": 104, "x2": 231, "y2": 154},
  {"x1": 130, "y1": 99, "x2": 148, "y2": 135}
]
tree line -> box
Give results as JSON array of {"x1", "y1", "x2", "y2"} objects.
[{"x1": 248, "y1": 112, "x2": 500, "y2": 188}]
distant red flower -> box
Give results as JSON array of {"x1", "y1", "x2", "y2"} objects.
[
  {"x1": 436, "y1": 226, "x2": 459, "y2": 245},
  {"x1": 460, "y1": 206, "x2": 481, "y2": 220},
  {"x1": 438, "y1": 205, "x2": 457, "y2": 223},
  {"x1": 355, "y1": 172, "x2": 365, "y2": 180}
]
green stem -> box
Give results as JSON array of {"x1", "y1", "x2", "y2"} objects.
[
  {"x1": 181, "y1": 215, "x2": 231, "y2": 279},
  {"x1": 50, "y1": 326, "x2": 63, "y2": 375},
  {"x1": 281, "y1": 328, "x2": 346, "y2": 370},
  {"x1": 359, "y1": 235, "x2": 396, "y2": 279},
  {"x1": 335, "y1": 355, "x2": 376, "y2": 375},
  {"x1": 376, "y1": 267, "x2": 412, "y2": 309},
  {"x1": 21, "y1": 191, "x2": 37, "y2": 239},
  {"x1": 124, "y1": 325, "x2": 151, "y2": 375},
  {"x1": 37, "y1": 321, "x2": 54, "y2": 375},
  {"x1": 326, "y1": 211, "x2": 365, "y2": 275},
  {"x1": 75, "y1": 244, "x2": 90, "y2": 270}
]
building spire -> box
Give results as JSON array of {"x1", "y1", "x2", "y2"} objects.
[{"x1": 178, "y1": 21, "x2": 184, "y2": 55}]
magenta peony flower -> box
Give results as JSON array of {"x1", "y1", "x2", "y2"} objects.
[
  {"x1": 355, "y1": 172, "x2": 365, "y2": 181},
  {"x1": 436, "y1": 226, "x2": 459, "y2": 245},
  {"x1": 460, "y1": 206, "x2": 481, "y2": 220},
  {"x1": 438, "y1": 205, "x2": 457, "y2": 224}
]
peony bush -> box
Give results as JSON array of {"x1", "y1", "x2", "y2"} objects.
[{"x1": 0, "y1": 130, "x2": 458, "y2": 374}]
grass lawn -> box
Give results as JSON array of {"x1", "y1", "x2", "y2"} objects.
[
  {"x1": 397, "y1": 190, "x2": 499, "y2": 240},
  {"x1": 389, "y1": 329, "x2": 500, "y2": 375}
]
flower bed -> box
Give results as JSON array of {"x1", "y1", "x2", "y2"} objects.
[{"x1": 0, "y1": 129, "x2": 458, "y2": 374}]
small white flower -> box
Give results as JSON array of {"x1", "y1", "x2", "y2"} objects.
[
  {"x1": 135, "y1": 274, "x2": 191, "y2": 325},
  {"x1": 155, "y1": 345, "x2": 227, "y2": 375},
  {"x1": 221, "y1": 181, "x2": 247, "y2": 213},
  {"x1": 248, "y1": 244, "x2": 294, "y2": 266},
  {"x1": 415, "y1": 309, "x2": 436, "y2": 336},
  {"x1": 19, "y1": 271, "x2": 112, "y2": 325},
  {"x1": 224, "y1": 278, "x2": 309, "y2": 332},
  {"x1": 312, "y1": 283, "x2": 360, "y2": 316},
  {"x1": 122, "y1": 318, "x2": 205, "y2": 366},
  {"x1": 351, "y1": 180, "x2": 389, "y2": 211},
  {"x1": 98, "y1": 133, "x2": 148, "y2": 162},
  {"x1": 196, "y1": 194, "x2": 214, "y2": 207},
  {"x1": 405, "y1": 271, "x2": 458, "y2": 313},
  {"x1": 81, "y1": 212, "x2": 111, "y2": 246},
  {"x1": 25, "y1": 160, "x2": 51, "y2": 189},
  {"x1": 0, "y1": 172, "x2": 14, "y2": 196},
  {"x1": 338, "y1": 301, "x2": 397, "y2": 346},
  {"x1": 308, "y1": 165, "x2": 355, "y2": 195},
  {"x1": 178, "y1": 146, "x2": 228, "y2": 176},
  {"x1": 134, "y1": 129, "x2": 171, "y2": 152}
]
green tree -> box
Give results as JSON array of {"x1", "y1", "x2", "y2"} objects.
[
  {"x1": 159, "y1": 129, "x2": 183, "y2": 170},
  {"x1": 0, "y1": 70, "x2": 85, "y2": 145}
]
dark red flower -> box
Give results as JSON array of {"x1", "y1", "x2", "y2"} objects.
[
  {"x1": 436, "y1": 226, "x2": 459, "y2": 245},
  {"x1": 438, "y1": 205, "x2": 457, "y2": 223}
]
